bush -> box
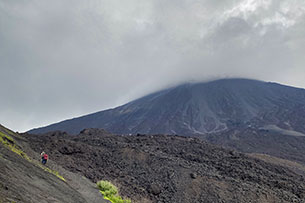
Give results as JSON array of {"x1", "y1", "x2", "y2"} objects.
[
  {"x1": 97, "y1": 180, "x2": 131, "y2": 203},
  {"x1": 97, "y1": 180, "x2": 118, "y2": 196}
]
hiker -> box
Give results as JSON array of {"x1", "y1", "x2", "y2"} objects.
[
  {"x1": 40, "y1": 151, "x2": 45, "y2": 162},
  {"x1": 41, "y1": 151, "x2": 48, "y2": 165}
]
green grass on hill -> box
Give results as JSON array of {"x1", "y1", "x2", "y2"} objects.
[
  {"x1": 97, "y1": 180, "x2": 131, "y2": 203},
  {"x1": 0, "y1": 131, "x2": 30, "y2": 161}
]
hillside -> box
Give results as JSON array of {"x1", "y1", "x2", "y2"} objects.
[
  {"x1": 28, "y1": 78, "x2": 305, "y2": 136},
  {"x1": 25, "y1": 129, "x2": 305, "y2": 203},
  {"x1": 206, "y1": 127, "x2": 305, "y2": 165},
  {"x1": 0, "y1": 125, "x2": 108, "y2": 203}
]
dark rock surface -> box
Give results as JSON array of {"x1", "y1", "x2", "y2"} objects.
[
  {"x1": 206, "y1": 127, "x2": 305, "y2": 165},
  {"x1": 26, "y1": 129, "x2": 305, "y2": 203}
]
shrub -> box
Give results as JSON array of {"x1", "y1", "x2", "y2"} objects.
[
  {"x1": 97, "y1": 180, "x2": 118, "y2": 196},
  {"x1": 97, "y1": 180, "x2": 131, "y2": 203}
]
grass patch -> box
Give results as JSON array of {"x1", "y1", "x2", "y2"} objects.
[
  {"x1": 0, "y1": 131, "x2": 30, "y2": 161},
  {"x1": 0, "y1": 131, "x2": 65, "y2": 182},
  {"x1": 39, "y1": 165, "x2": 66, "y2": 182},
  {"x1": 97, "y1": 180, "x2": 131, "y2": 203}
]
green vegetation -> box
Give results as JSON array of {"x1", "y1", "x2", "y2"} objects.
[
  {"x1": 0, "y1": 131, "x2": 65, "y2": 182},
  {"x1": 0, "y1": 131, "x2": 30, "y2": 161},
  {"x1": 38, "y1": 165, "x2": 66, "y2": 182},
  {"x1": 97, "y1": 180, "x2": 131, "y2": 203}
]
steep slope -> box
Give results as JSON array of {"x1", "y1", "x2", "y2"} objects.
[
  {"x1": 0, "y1": 125, "x2": 108, "y2": 203},
  {"x1": 25, "y1": 129, "x2": 305, "y2": 203},
  {"x1": 29, "y1": 78, "x2": 305, "y2": 135}
]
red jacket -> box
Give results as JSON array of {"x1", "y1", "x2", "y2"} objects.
[{"x1": 43, "y1": 154, "x2": 48, "y2": 160}]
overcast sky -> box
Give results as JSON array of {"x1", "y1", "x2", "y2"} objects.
[{"x1": 1, "y1": 0, "x2": 305, "y2": 132}]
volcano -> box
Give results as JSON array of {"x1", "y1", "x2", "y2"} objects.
[{"x1": 29, "y1": 78, "x2": 305, "y2": 136}]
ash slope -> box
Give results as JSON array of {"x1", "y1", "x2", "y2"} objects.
[
  {"x1": 29, "y1": 78, "x2": 305, "y2": 135},
  {"x1": 0, "y1": 125, "x2": 108, "y2": 203},
  {"x1": 26, "y1": 129, "x2": 305, "y2": 203}
]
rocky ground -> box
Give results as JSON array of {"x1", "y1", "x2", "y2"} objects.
[
  {"x1": 206, "y1": 127, "x2": 305, "y2": 165},
  {"x1": 25, "y1": 128, "x2": 305, "y2": 203}
]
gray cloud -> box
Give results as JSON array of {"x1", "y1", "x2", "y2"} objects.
[{"x1": 0, "y1": 0, "x2": 305, "y2": 131}]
